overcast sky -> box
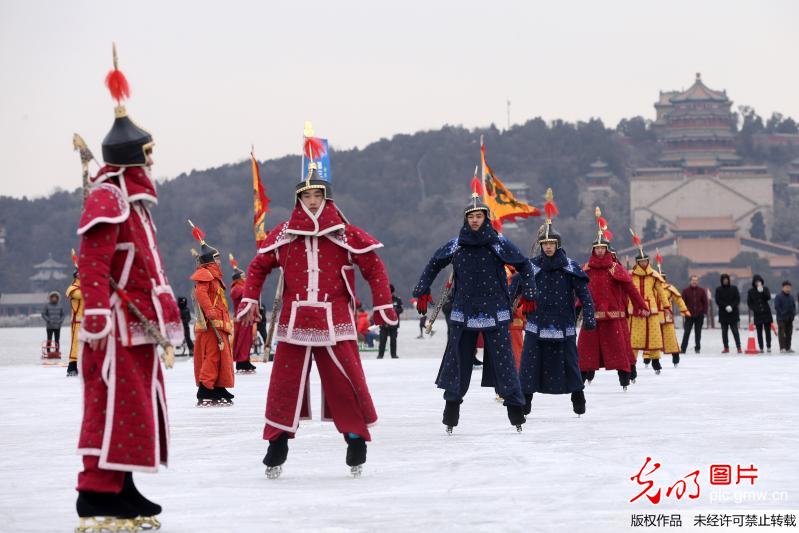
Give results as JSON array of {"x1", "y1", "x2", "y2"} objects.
[{"x1": 1, "y1": 0, "x2": 797, "y2": 198}]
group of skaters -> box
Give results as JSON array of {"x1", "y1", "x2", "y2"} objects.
[{"x1": 60, "y1": 45, "x2": 796, "y2": 532}]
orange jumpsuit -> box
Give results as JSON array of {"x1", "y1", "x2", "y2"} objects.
[{"x1": 191, "y1": 263, "x2": 234, "y2": 390}]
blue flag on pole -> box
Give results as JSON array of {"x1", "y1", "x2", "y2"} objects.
[{"x1": 302, "y1": 138, "x2": 332, "y2": 182}]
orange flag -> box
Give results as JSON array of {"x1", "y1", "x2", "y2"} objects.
[
  {"x1": 251, "y1": 150, "x2": 270, "y2": 245},
  {"x1": 480, "y1": 137, "x2": 540, "y2": 232}
]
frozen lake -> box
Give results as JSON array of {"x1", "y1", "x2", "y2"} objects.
[{"x1": 0, "y1": 324, "x2": 796, "y2": 532}]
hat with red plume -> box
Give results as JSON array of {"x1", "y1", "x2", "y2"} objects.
[
  {"x1": 592, "y1": 206, "x2": 613, "y2": 249},
  {"x1": 188, "y1": 220, "x2": 220, "y2": 265},
  {"x1": 629, "y1": 227, "x2": 648, "y2": 261},
  {"x1": 655, "y1": 249, "x2": 665, "y2": 276},
  {"x1": 464, "y1": 165, "x2": 490, "y2": 217},
  {"x1": 101, "y1": 43, "x2": 153, "y2": 168},
  {"x1": 229, "y1": 253, "x2": 245, "y2": 281},
  {"x1": 71, "y1": 248, "x2": 79, "y2": 277},
  {"x1": 295, "y1": 121, "x2": 333, "y2": 202},
  {"x1": 537, "y1": 187, "x2": 562, "y2": 248}
]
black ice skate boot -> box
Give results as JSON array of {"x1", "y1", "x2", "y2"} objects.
[
  {"x1": 66, "y1": 361, "x2": 78, "y2": 377},
  {"x1": 214, "y1": 387, "x2": 235, "y2": 405},
  {"x1": 643, "y1": 357, "x2": 651, "y2": 366},
  {"x1": 523, "y1": 393, "x2": 534, "y2": 415},
  {"x1": 651, "y1": 359, "x2": 662, "y2": 375},
  {"x1": 196, "y1": 384, "x2": 219, "y2": 407},
  {"x1": 442, "y1": 400, "x2": 462, "y2": 435},
  {"x1": 235, "y1": 361, "x2": 246, "y2": 372},
  {"x1": 571, "y1": 390, "x2": 586, "y2": 416},
  {"x1": 672, "y1": 353, "x2": 680, "y2": 367},
  {"x1": 581, "y1": 370, "x2": 595, "y2": 385},
  {"x1": 617, "y1": 370, "x2": 631, "y2": 391},
  {"x1": 263, "y1": 433, "x2": 289, "y2": 479},
  {"x1": 76, "y1": 490, "x2": 138, "y2": 533},
  {"x1": 506, "y1": 404, "x2": 526, "y2": 432},
  {"x1": 244, "y1": 361, "x2": 257, "y2": 372},
  {"x1": 344, "y1": 434, "x2": 367, "y2": 478},
  {"x1": 121, "y1": 472, "x2": 162, "y2": 530},
  {"x1": 630, "y1": 363, "x2": 638, "y2": 384}
]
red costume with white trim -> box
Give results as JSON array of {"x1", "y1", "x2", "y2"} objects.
[
  {"x1": 577, "y1": 250, "x2": 648, "y2": 373},
  {"x1": 230, "y1": 278, "x2": 254, "y2": 363},
  {"x1": 76, "y1": 166, "x2": 181, "y2": 491},
  {"x1": 238, "y1": 199, "x2": 397, "y2": 441}
]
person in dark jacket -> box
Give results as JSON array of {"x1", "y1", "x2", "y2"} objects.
[
  {"x1": 378, "y1": 284, "x2": 404, "y2": 359},
  {"x1": 715, "y1": 274, "x2": 741, "y2": 353},
  {"x1": 413, "y1": 190, "x2": 535, "y2": 433},
  {"x1": 747, "y1": 274, "x2": 773, "y2": 353},
  {"x1": 41, "y1": 291, "x2": 65, "y2": 355},
  {"x1": 773, "y1": 281, "x2": 796, "y2": 353},
  {"x1": 517, "y1": 192, "x2": 596, "y2": 417},
  {"x1": 177, "y1": 296, "x2": 194, "y2": 356},
  {"x1": 680, "y1": 275, "x2": 708, "y2": 354}
]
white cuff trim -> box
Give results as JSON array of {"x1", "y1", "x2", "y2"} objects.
[
  {"x1": 236, "y1": 299, "x2": 258, "y2": 321},
  {"x1": 79, "y1": 315, "x2": 112, "y2": 341},
  {"x1": 378, "y1": 308, "x2": 398, "y2": 326}
]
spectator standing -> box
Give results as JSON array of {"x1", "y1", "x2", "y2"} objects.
[
  {"x1": 747, "y1": 274, "x2": 773, "y2": 353},
  {"x1": 177, "y1": 296, "x2": 194, "y2": 356},
  {"x1": 377, "y1": 284, "x2": 404, "y2": 359},
  {"x1": 773, "y1": 281, "x2": 795, "y2": 353},
  {"x1": 681, "y1": 275, "x2": 708, "y2": 354},
  {"x1": 715, "y1": 274, "x2": 742, "y2": 353},
  {"x1": 41, "y1": 291, "x2": 65, "y2": 356}
]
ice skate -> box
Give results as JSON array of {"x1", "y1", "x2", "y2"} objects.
[
  {"x1": 121, "y1": 473, "x2": 162, "y2": 531},
  {"x1": 235, "y1": 361, "x2": 257, "y2": 374},
  {"x1": 75, "y1": 490, "x2": 140, "y2": 533},
  {"x1": 196, "y1": 385, "x2": 220, "y2": 407},
  {"x1": 571, "y1": 390, "x2": 586, "y2": 416},
  {"x1": 263, "y1": 433, "x2": 289, "y2": 479},
  {"x1": 214, "y1": 387, "x2": 235, "y2": 405},
  {"x1": 506, "y1": 404, "x2": 526, "y2": 431},
  {"x1": 67, "y1": 361, "x2": 79, "y2": 377},
  {"x1": 442, "y1": 400, "x2": 461, "y2": 434},
  {"x1": 345, "y1": 434, "x2": 367, "y2": 477}
]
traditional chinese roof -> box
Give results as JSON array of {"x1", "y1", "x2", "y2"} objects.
[
  {"x1": 688, "y1": 266, "x2": 752, "y2": 280},
  {"x1": 767, "y1": 255, "x2": 799, "y2": 268},
  {"x1": 586, "y1": 159, "x2": 613, "y2": 179},
  {"x1": 32, "y1": 255, "x2": 68, "y2": 270},
  {"x1": 670, "y1": 73, "x2": 728, "y2": 103}
]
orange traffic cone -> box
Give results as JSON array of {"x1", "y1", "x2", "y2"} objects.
[{"x1": 744, "y1": 324, "x2": 759, "y2": 355}]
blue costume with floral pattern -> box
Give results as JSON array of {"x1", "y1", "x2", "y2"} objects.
[
  {"x1": 518, "y1": 247, "x2": 595, "y2": 394},
  {"x1": 414, "y1": 220, "x2": 535, "y2": 404}
]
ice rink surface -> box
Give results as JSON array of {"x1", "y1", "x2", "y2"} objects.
[{"x1": 0, "y1": 323, "x2": 797, "y2": 532}]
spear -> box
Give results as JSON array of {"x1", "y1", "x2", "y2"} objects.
[
  {"x1": 71, "y1": 133, "x2": 174, "y2": 368},
  {"x1": 425, "y1": 269, "x2": 454, "y2": 334}
]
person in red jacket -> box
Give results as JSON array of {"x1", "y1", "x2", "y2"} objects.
[
  {"x1": 680, "y1": 275, "x2": 708, "y2": 354},
  {"x1": 577, "y1": 212, "x2": 649, "y2": 390},
  {"x1": 229, "y1": 254, "x2": 256, "y2": 373},
  {"x1": 238, "y1": 129, "x2": 398, "y2": 478},
  {"x1": 73, "y1": 45, "x2": 182, "y2": 531},
  {"x1": 190, "y1": 227, "x2": 235, "y2": 405}
]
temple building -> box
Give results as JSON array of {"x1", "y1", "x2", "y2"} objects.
[{"x1": 622, "y1": 74, "x2": 799, "y2": 280}]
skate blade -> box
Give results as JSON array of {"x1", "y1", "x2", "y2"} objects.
[
  {"x1": 75, "y1": 517, "x2": 140, "y2": 532},
  {"x1": 516, "y1": 425, "x2": 523, "y2": 433},
  {"x1": 623, "y1": 386, "x2": 628, "y2": 391},
  {"x1": 265, "y1": 465, "x2": 282, "y2": 479},
  {"x1": 135, "y1": 516, "x2": 161, "y2": 530},
  {"x1": 445, "y1": 425, "x2": 453, "y2": 435},
  {"x1": 655, "y1": 370, "x2": 661, "y2": 375},
  {"x1": 350, "y1": 465, "x2": 363, "y2": 478}
]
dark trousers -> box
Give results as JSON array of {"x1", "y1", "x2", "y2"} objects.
[
  {"x1": 720, "y1": 322, "x2": 741, "y2": 350},
  {"x1": 257, "y1": 321, "x2": 268, "y2": 344},
  {"x1": 755, "y1": 323, "x2": 772, "y2": 350},
  {"x1": 680, "y1": 315, "x2": 704, "y2": 353},
  {"x1": 46, "y1": 328, "x2": 61, "y2": 351},
  {"x1": 378, "y1": 326, "x2": 398, "y2": 358},
  {"x1": 777, "y1": 319, "x2": 794, "y2": 351},
  {"x1": 182, "y1": 322, "x2": 194, "y2": 352}
]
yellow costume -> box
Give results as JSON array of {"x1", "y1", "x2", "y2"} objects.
[
  {"x1": 66, "y1": 278, "x2": 84, "y2": 364},
  {"x1": 661, "y1": 283, "x2": 689, "y2": 355},
  {"x1": 629, "y1": 263, "x2": 670, "y2": 359}
]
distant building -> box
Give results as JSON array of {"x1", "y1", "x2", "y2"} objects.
[
  {"x1": 630, "y1": 73, "x2": 773, "y2": 243},
  {"x1": 29, "y1": 254, "x2": 69, "y2": 292},
  {"x1": 0, "y1": 292, "x2": 49, "y2": 318},
  {"x1": 789, "y1": 157, "x2": 799, "y2": 187}
]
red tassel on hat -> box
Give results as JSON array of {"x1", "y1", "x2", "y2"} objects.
[
  {"x1": 304, "y1": 137, "x2": 326, "y2": 160},
  {"x1": 105, "y1": 43, "x2": 130, "y2": 104},
  {"x1": 471, "y1": 176, "x2": 483, "y2": 196},
  {"x1": 188, "y1": 220, "x2": 206, "y2": 243},
  {"x1": 229, "y1": 253, "x2": 239, "y2": 270},
  {"x1": 544, "y1": 187, "x2": 558, "y2": 220}
]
